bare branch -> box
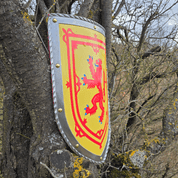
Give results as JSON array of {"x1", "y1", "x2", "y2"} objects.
[
  {"x1": 56, "y1": 0, "x2": 60, "y2": 13},
  {"x1": 35, "y1": 28, "x2": 49, "y2": 55},
  {"x1": 136, "y1": 94, "x2": 156, "y2": 114},
  {"x1": 138, "y1": 72, "x2": 166, "y2": 86},
  {"x1": 160, "y1": 1, "x2": 178, "y2": 15},
  {"x1": 38, "y1": 0, "x2": 49, "y2": 26},
  {"x1": 116, "y1": 29, "x2": 126, "y2": 42},
  {"x1": 145, "y1": 82, "x2": 176, "y2": 119},
  {"x1": 68, "y1": 0, "x2": 78, "y2": 14},
  {"x1": 112, "y1": 47, "x2": 120, "y2": 63},
  {"x1": 113, "y1": 0, "x2": 119, "y2": 12},
  {"x1": 124, "y1": 28, "x2": 128, "y2": 42},
  {"x1": 23, "y1": 0, "x2": 32, "y2": 9},
  {"x1": 114, "y1": 24, "x2": 132, "y2": 46},
  {"x1": 40, "y1": 162, "x2": 62, "y2": 178},
  {"x1": 37, "y1": 0, "x2": 56, "y2": 29},
  {"x1": 137, "y1": 11, "x2": 158, "y2": 52},
  {"x1": 113, "y1": 0, "x2": 125, "y2": 19},
  {"x1": 34, "y1": 0, "x2": 39, "y2": 26},
  {"x1": 142, "y1": 46, "x2": 161, "y2": 59},
  {"x1": 59, "y1": 0, "x2": 73, "y2": 14},
  {"x1": 77, "y1": 0, "x2": 94, "y2": 17}
]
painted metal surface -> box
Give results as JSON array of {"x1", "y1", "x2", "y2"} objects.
[{"x1": 48, "y1": 13, "x2": 110, "y2": 163}]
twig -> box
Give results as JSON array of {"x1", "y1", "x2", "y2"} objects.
[
  {"x1": 40, "y1": 162, "x2": 64, "y2": 178},
  {"x1": 64, "y1": 161, "x2": 67, "y2": 178},
  {"x1": 16, "y1": 133, "x2": 30, "y2": 140},
  {"x1": 136, "y1": 94, "x2": 156, "y2": 113},
  {"x1": 35, "y1": 27, "x2": 49, "y2": 55}
]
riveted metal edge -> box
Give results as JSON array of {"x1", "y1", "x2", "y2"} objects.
[
  {"x1": 49, "y1": 13, "x2": 105, "y2": 34},
  {"x1": 48, "y1": 14, "x2": 111, "y2": 164}
]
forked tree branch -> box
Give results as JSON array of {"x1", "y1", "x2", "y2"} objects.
[{"x1": 137, "y1": 11, "x2": 158, "y2": 52}]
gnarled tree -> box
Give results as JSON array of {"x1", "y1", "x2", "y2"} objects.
[{"x1": 0, "y1": 0, "x2": 112, "y2": 177}]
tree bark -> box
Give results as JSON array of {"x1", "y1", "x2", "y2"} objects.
[
  {"x1": 101, "y1": 0, "x2": 112, "y2": 64},
  {"x1": 162, "y1": 82, "x2": 178, "y2": 141},
  {"x1": 90, "y1": 0, "x2": 102, "y2": 24},
  {"x1": 0, "y1": 0, "x2": 98, "y2": 177},
  {"x1": 0, "y1": 57, "x2": 17, "y2": 177}
]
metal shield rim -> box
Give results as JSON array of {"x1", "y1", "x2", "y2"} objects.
[{"x1": 48, "y1": 13, "x2": 111, "y2": 164}]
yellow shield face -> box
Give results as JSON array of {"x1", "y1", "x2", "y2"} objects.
[{"x1": 48, "y1": 14, "x2": 110, "y2": 163}]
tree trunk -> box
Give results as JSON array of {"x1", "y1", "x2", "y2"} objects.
[
  {"x1": 162, "y1": 86, "x2": 178, "y2": 141},
  {"x1": 102, "y1": 0, "x2": 112, "y2": 64},
  {"x1": 0, "y1": 1, "x2": 98, "y2": 177}
]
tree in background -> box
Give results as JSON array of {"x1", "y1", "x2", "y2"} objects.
[
  {"x1": 106, "y1": 0, "x2": 178, "y2": 177},
  {"x1": 1, "y1": 0, "x2": 178, "y2": 177}
]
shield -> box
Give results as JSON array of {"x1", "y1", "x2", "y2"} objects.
[{"x1": 48, "y1": 13, "x2": 110, "y2": 163}]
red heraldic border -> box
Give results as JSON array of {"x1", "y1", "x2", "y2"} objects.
[{"x1": 63, "y1": 28, "x2": 108, "y2": 149}]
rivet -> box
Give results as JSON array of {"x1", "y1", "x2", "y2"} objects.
[
  {"x1": 75, "y1": 144, "x2": 79, "y2": 148},
  {"x1": 100, "y1": 157, "x2": 102, "y2": 160},
  {"x1": 58, "y1": 108, "x2": 62, "y2": 112},
  {"x1": 56, "y1": 64, "x2": 60, "y2": 68},
  {"x1": 53, "y1": 18, "x2": 57, "y2": 23},
  {"x1": 94, "y1": 26, "x2": 96, "y2": 29}
]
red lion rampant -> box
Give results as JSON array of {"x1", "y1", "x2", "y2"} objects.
[{"x1": 81, "y1": 55, "x2": 104, "y2": 123}]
